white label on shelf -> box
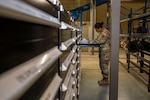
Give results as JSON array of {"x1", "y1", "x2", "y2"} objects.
[
  {"x1": 0, "y1": 46, "x2": 62, "y2": 100},
  {"x1": 59, "y1": 38, "x2": 73, "y2": 51},
  {"x1": 77, "y1": 34, "x2": 81, "y2": 38},
  {"x1": 61, "y1": 64, "x2": 74, "y2": 92},
  {"x1": 50, "y1": 0, "x2": 57, "y2": 5},
  {"x1": 77, "y1": 67, "x2": 80, "y2": 71},
  {"x1": 72, "y1": 53, "x2": 77, "y2": 64},
  {"x1": 60, "y1": 21, "x2": 73, "y2": 29},
  {"x1": 72, "y1": 45, "x2": 77, "y2": 53},
  {"x1": 75, "y1": 62, "x2": 78, "y2": 68},
  {"x1": 64, "y1": 77, "x2": 74, "y2": 100},
  {"x1": 61, "y1": 83, "x2": 68, "y2": 92},
  {"x1": 60, "y1": 5, "x2": 64, "y2": 11},
  {"x1": 77, "y1": 54, "x2": 80, "y2": 57},
  {"x1": 61, "y1": 64, "x2": 68, "y2": 72},
  {"x1": 60, "y1": 21, "x2": 78, "y2": 31},
  {"x1": 77, "y1": 46, "x2": 81, "y2": 51},
  {"x1": 59, "y1": 43, "x2": 67, "y2": 51},
  {"x1": 72, "y1": 36, "x2": 77, "y2": 42},
  {"x1": 48, "y1": 0, "x2": 60, "y2": 6},
  {"x1": 54, "y1": 0, "x2": 57, "y2": 5},
  {"x1": 72, "y1": 88, "x2": 77, "y2": 97},
  {"x1": 72, "y1": 70, "x2": 76, "y2": 75}
]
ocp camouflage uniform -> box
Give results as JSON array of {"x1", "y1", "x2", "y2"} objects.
[{"x1": 94, "y1": 29, "x2": 111, "y2": 78}]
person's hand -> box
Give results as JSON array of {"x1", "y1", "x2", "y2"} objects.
[
  {"x1": 87, "y1": 38, "x2": 90, "y2": 43},
  {"x1": 88, "y1": 40, "x2": 93, "y2": 44}
]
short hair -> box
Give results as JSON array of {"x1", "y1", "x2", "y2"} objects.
[{"x1": 94, "y1": 22, "x2": 104, "y2": 28}]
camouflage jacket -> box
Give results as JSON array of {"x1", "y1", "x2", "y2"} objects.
[{"x1": 94, "y1": 29, "x2": 111, "y2": 51}]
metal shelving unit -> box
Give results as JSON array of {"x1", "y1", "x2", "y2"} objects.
[
  {"x1": 0, "y1": 0, "x2": 81, "y2": 99},
  {"x1": 0, "y1": 0, "x2": 60, "y2": 27},
  {"x1": 120, "y1": 0, "x2": 150, "y2": 92},
  {"x1": 58, "y1": 7, "x2": 81, "y2": 100}
]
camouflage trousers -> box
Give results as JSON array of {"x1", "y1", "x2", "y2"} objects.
[{"x1": 99, "y1": 48, "x2": 110, "y2": 78}]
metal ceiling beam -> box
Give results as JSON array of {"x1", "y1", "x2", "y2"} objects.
[{"x1": 70, "y1": 0, "x2": 109, "y2": 20}]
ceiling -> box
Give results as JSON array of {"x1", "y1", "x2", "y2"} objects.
[
  {"x1": 59, "y1": 0, "x2": 146, "y2": 21},
  {"x1": 59, "y1": 0, "x2": 91, "y2": 11},
  {"x1": 59, "y1": 0, "x2": 146, "y2": 11}
]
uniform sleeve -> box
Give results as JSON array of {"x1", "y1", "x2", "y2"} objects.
[
  {"x1": 99, "y1": 32, "x2": 108, "y2": 44},
  {"x1": 94, "y1": 32, "x2": 108, "y2": 44},
  {"x1": 94, "y1": 36, "x2": 100, "y2": 43}
]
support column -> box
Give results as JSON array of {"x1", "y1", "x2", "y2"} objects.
[
  {"x1": 106, "y1": 1, "x2": 110, "y2": 30},
  {"x1": 90, "y1": 0, "x2": 96, "y2": 54},
  {"x1": 80, "y1": 12, "x2": 82, "y2": 35},
  {"x1": 109, "y1": 0, "x2": 120, "y2": 100}
]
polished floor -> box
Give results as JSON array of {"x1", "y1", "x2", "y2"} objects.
[{"x1": 79, "y1": 49, "x2": 150, "y2": 100}]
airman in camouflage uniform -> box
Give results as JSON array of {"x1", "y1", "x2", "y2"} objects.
[{"x1": 94, "y1": 22, "x2": 111, "y2": 85}]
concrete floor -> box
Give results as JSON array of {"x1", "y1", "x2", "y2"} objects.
[{"x1": 79, "y1": 49, "x2": 150, "y2": 100}]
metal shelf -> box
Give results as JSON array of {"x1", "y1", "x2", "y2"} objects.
[
  {"x1": 130, "y1": 34, "x2": 150, "y2": 39},
  {"x1": 0, "y1": 1, "x2": 82, "y2": 99},
  {"x1": 60, "y1": 21, "x2": 74, "y2": 30},
  {"x1": 130, "y1": 61, "x2": 149, "y2": 74},
  {"x1": 60, "y1": 52, "x2": 74, "y2": 71},
  {"x1": 72, "y1": 63, "x2": 78, "y2": 77},
  {"x1": 0, "y1": 0, "x2": 60, "y2": 27},
  {"x1": 139, "y1": 50, "x2": 150, "y2": 56},
  {"x1": 49, "y1": 0, "x2": 61, "y2": 6},
  {"x1": 63, "y1": 77, "x2": 74, "y2": 100},
  {"x1": 72, "y1": 53, "x2": 78, "y2": 64},
  {"x1": 72, "y1": 87, "x2": 77, "y2": 99},
  {"x1": 120, "y1": 34, "x2": 129, "y2": 37},
  {"x1": 120, "y1": 12, "x2": 150, "y2": 22},
  {"x1": 60, "y1": 21, "x2": 79, "y2": 31},
  {"x1": 72, "y1": 45, "x2": 78, "y2": 53},
  {"x1": 0, "y1": 47, "x2": 62, "y2": 100},
  {"x1": 72, "y1": 36, "x2": 78, "y2": 42},
  {"x1": 59, "y1": 38, "x2": 74, "y2": 51},
  {"x1": 121, "y1": 5, "x2": 150, "y2": 92},
  {"x1": 77, "y1": 34, "x2": 82, "y2": 39},
  {"x1": 139, "y1": 18, "x2": 150, "y2": 23},
  {"x1": 61, "y1": 64, "x2": 74, "y2": 92},
  {"x1": 40, "y1": 74, "x2": 62, "y2": 100},
  {"x1": 120, "y1": 33, "x2": 150, "y2": 39},
  {"x1": 120, "y1": 18, "x2": 130, "y2": 23},
  {"x1": 128, "y1": 52, "x2": 150, "y2": 64},
  {"x1": 60, "y1": 36, "x2": 77, "y2": 51},
  {"x1": 132, "y1": 12, "x2": 150, "y2": 20}
]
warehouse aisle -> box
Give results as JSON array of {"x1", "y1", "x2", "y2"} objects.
[{"x1": 79, "y1": 49, "x2": 150, "y2": 100}]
